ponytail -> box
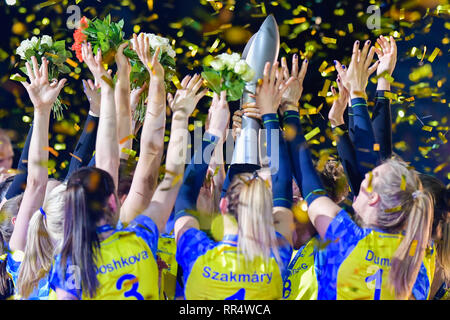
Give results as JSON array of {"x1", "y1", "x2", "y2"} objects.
[
  {"x1": 226, "y1": 172, "x2": 280, "y2": 266},
  {"x1": 373, "y1": 159, "x2": 433, "y2": 299},
  {"x1": 389, "y1": 190, "x2": 433, "y2": 299},
  {"x1": 60, "y1": 167, "x2": 116, "y2": 298},
  {"x1": 435, "y1": 187, "x2": 450, "y2": 280},
  {"x1": 61, "y1": 184, "x2": 100, "y2": 298},
  {"x1": 419, "y1": 174, "x2": 450, "y2": 281},
  {"x1": 17, "y1": 210, "x2": 53, "y2": 298}
]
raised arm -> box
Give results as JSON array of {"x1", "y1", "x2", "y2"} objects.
[
  {"x1": 65, "y1": 78, "x2": 100, "y2": 179},
  {"x1": 4, "y1": 124, "x2": 32, "y2": 200},
  {"x1": 257, "y1": 60, "x2": 296, "y2": 244},
  {"x1": 372, "y1": 35, "x2": 397, "y2": 160},
  {"x1": 335, "y1": 40, "x2": 381, "y2": 178},
  {"x1": 82, "y1": 42, "x2": 119, "y2": 189},
  {"x1": 328, "y1": 76, "x2": 363, "y2": 196},
  {"x1": 174, "y1": 91, "x2": 229, "y2": 243},
  {"x1": 139, "y1": 74, "x2": 208, "y2": 233},
  {"x1": 120, "y1": 35, "x2": 167, "y2": 224},
  {"x1": 114, "y1": 42, "x2": 133, "y2": 160},
  {"x1": 9, "y1": 56, "x2": 66, "y2": 251}
]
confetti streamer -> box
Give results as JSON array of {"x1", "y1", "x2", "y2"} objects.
[
  {"x1": 45, "y1": 146, "x2": 59, "y2": 157},
  {"x1": 69, "y1": 152, "x2": 82, "y2": 163},
  {"x1": 400, "y1": 175, "x2": 406, "y2": 191},
  {"x1": 304, "y1": 127, "x2": 320, "y2": 141},
  {"x1": 366, "y1": 171, "x2": 373, "y2": 193},
  {"x1": 409, "y1": 240, "x2": 418, "y2": 256},
  {"x1": 172, "y1": 75, "x2": 182, "y2": 89},
  {"x1": 119, "y1": 134, "x2": 136, "y2": 145},
  {"x1": 10, "y1": 74, "x2": 27, "y2": 82},
  {"x1": 428, "y1": 47, "x2": 440, "y2": 63}
]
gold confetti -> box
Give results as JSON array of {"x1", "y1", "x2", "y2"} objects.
[
  {"x1": 209, "y1": 38, "x2": 220, "y2": 53},
  {"x1": 373, "y1": 143, "x2": 380, "y2": 151},
  {"x1": 322, "y1": 37, "x2": 337, "y2": 45},
  {"x1": 422, "y1": 125, "x2": 433, "y2": 132},
  {"x1": 304, "y1": 127, "x2": 320, "y2": 141},
  {"x1": 171, "y1": 75, "x2": 182, "y2": 89},
  {"x1": 433, "y1": 163, "x2": 448, "y2": 173},
  {"x1": 428, "y1": 47, "x2": 440, "y2": 63},
  {"x1": 10, "y1": 74, "x2": 27, "y2": 82},
  {"x1": 101, "y1": 75, "x2": 114, "y2": 88},
  {"x1": 409, "y1": 240, "x2": 418, "y2": 256},
  {"x1": 65, "y1": 58, "x2": 78, "y2": 68},
  {"x1": 385, "y1": 205, "x2": 403, "y2": 213},
  {"x1": 400, "y1": 175, "x2": 406, "y2": 191},
  {"x1": 366, "y1": 171, "x2": 373, "y2": 193},
  {"x1": 318, "y1": 79, "x2": 331, "y2": 97}
]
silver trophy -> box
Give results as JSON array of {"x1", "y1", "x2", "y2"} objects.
[{"x1": 230, "y1": 14, "x2": 280, "y2": 168}]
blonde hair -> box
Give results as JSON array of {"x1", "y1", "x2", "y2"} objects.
[
  {"x1": 225, "y1": 172, "x2": 280, "y2": 265},
  {"x1": 17, "y1": 183, "x2": 66, "y2": 298},
  {"x1": 372, "y1": 159, "x2": 433, "y2": 299}
]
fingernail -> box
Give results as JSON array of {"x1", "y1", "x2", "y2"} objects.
[
  {"x1": 337, "y1": 78, "x2": 340, "y2": 82},
  {"x1": 294, "y1": 54, "x2": 298, "y2": 59},
  {"x1": 333, "y1": 60, "x2": 337, "y2": 65},
  {"x1": 366, "y1": 40, "x2": 371, "y2": 45},
  {"x1": 356, "y1": 40, "x2": 359, "y2": 44},
  {"x1": 304, "y1": 59, "x2": 308, "y2": 63},
  {"x1": 342, "y1": 65, "x2": 346, "y2": 69}
]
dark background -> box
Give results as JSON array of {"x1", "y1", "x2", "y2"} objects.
[{"x1": 0, "y1": 0, "x2": 448, "y2": 184}]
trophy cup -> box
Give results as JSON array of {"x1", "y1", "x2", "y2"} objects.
[{"x1": 230, "y1": 14, "x2": 280, "y2": 171}]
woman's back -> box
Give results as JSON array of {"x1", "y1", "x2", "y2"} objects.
[
  {"x1": 317, "y1": 209, "x2": 433, "y2": 300},
  {"x1": 177, "y1": 229, "x2": 292, "y2": 300},
  {"x1": 50, "y1": 215, "x2": 160, "y2": 300}
]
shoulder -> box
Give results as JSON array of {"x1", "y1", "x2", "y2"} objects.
[
  {"x1": 176, "y1": 228, "x2": 217, "y2": 276},
  {"x1": 121, "y1": 215, "x2": 160, "y2": 252},
  {"x1": 48, "y1": 254, "x2": 81, "y2": 299},
  {"x1": 325, "y1": 209, "x2": 368, "y2": 243}
]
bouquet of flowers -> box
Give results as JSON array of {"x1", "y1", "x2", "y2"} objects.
[
  {"x1": 201, "y1": 52, "x2": 255, "y2": 101},
  {"x1": 14, "y1": 35, "x2": 73, "y2": 120},
  {"x1": 128, "y1": 33, "x2": 176, "y2": 122},
  {"x1": 73, "y1": 16, "x2": 176, "y2": 122},
  {"x1": 72, "y1": 15, "x2": 125, "y2": 65}
]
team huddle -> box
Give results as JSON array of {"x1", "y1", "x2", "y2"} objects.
[{"x1": 0, "y1": 29, "x2": 448, "y2": 300}]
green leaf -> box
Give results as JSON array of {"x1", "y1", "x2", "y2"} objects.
[
  {"x1": 226, "y1": 81, "x2": 245, "y2": 101},
  {"x1": 201, "y1": 69, "x2": 222, "y2": 93},
  {"x1": 59, "y1": 64, "x2": 71, "y2": 74},
  {"x1": 24, "y1": 49, "x2": 36, "y2": 60}
]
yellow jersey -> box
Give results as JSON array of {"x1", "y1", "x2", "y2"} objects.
[
  {"x1": 157, "y1": 233, "x2": 178, "y2": 300},
  {"x1": 316, "y1": 209, "x2": 433, "y2": 300},
  {"x1": 49, "y1": 215, "x2": 159, "y2": 300},
  {"x1": 283, "y1": 235, "x2": 319, "y2": 300},
  {"x1": 176, "y1": 229, "x2": 292, "y2": 300}
]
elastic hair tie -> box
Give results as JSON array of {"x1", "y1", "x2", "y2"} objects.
[
  {"x1": 412, "y1": 190, "x2": 422, "y2": 199},
  {"x1": 39, "y1": 207, "x2": 47, "y2": 219}
]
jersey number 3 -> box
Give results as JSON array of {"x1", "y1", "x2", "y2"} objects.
[{"x1": 116, "y1": 274, "x2": 144, "y2": 300}]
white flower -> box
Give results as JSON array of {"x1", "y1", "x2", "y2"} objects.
[
  {"x1": 242, "y1": 68, "x2": 255, "y2": 82},
  {"x1": 16, "y1": 39, "x2": 35, "y2": 59},
  {"x1": 210, "y1": 58, "x2": 225, "y2": 71},
  {"x1": 218, "y1": 52, "x2": 241, "y2": 70},
  {"x1": 234, "y1": 60, "x2": 248, "y2": 75},
  {"x1": 130, "y1": 33, "x2": 176, "y2": 58},
  {"x1": 30, "y1": 36, "x2": 39, "y2": 47},
  {"x1": 40, "y1": 35, "x2": 53, "y2": 47}
]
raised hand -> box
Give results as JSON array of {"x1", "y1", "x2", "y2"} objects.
[
  {"x1": 280, "y1": 55, "x2": 308, "y2": 112},
  {"x1": 167, "y1": 74, "x2": 208, "y2": 118},
  {"x1": 82, "y1": 78, "x2": 101, "y2": 116},
  {"x1": 374, "y1": 35, "x2": 397, "y2": 90},
  {"x1": 335, "y1": 40, "x2": 379, "y2": 99},
  {"x1": 255, "y1": 61, "x2": 295, "y2": 116},
  {"x1": 115, "y1": 42, "x2": 131, "y2": 76},
  {"x1": 328, "y1": 75, "x2": 350, "y2": 127},
  {"x1": 231, "y1": 109, "x2": 243, "y2": 141},
  {"x1": 130, "y1": 82, "x2": 148, "y2": 114},
  {"x1": 15, "y1": 56, "x2": 66, "y2": 112},
  {"x1": 208, "y1": 91, "x2": 230, "y2": 141},
  {"x1": 132, "y1": 33, "x2": 164, "y2": 80},
  {"x1": 81, "y1": 42, "x2": 112, "y2": 87}
]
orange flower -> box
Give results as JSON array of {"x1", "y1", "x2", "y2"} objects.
[{"x1": 71, "y1": 16, "x2": 89, "y2": 62}]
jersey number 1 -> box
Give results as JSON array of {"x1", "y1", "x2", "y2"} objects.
[{"x1": 365, "y1": 268, "x2": 383, "y2": 300}]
